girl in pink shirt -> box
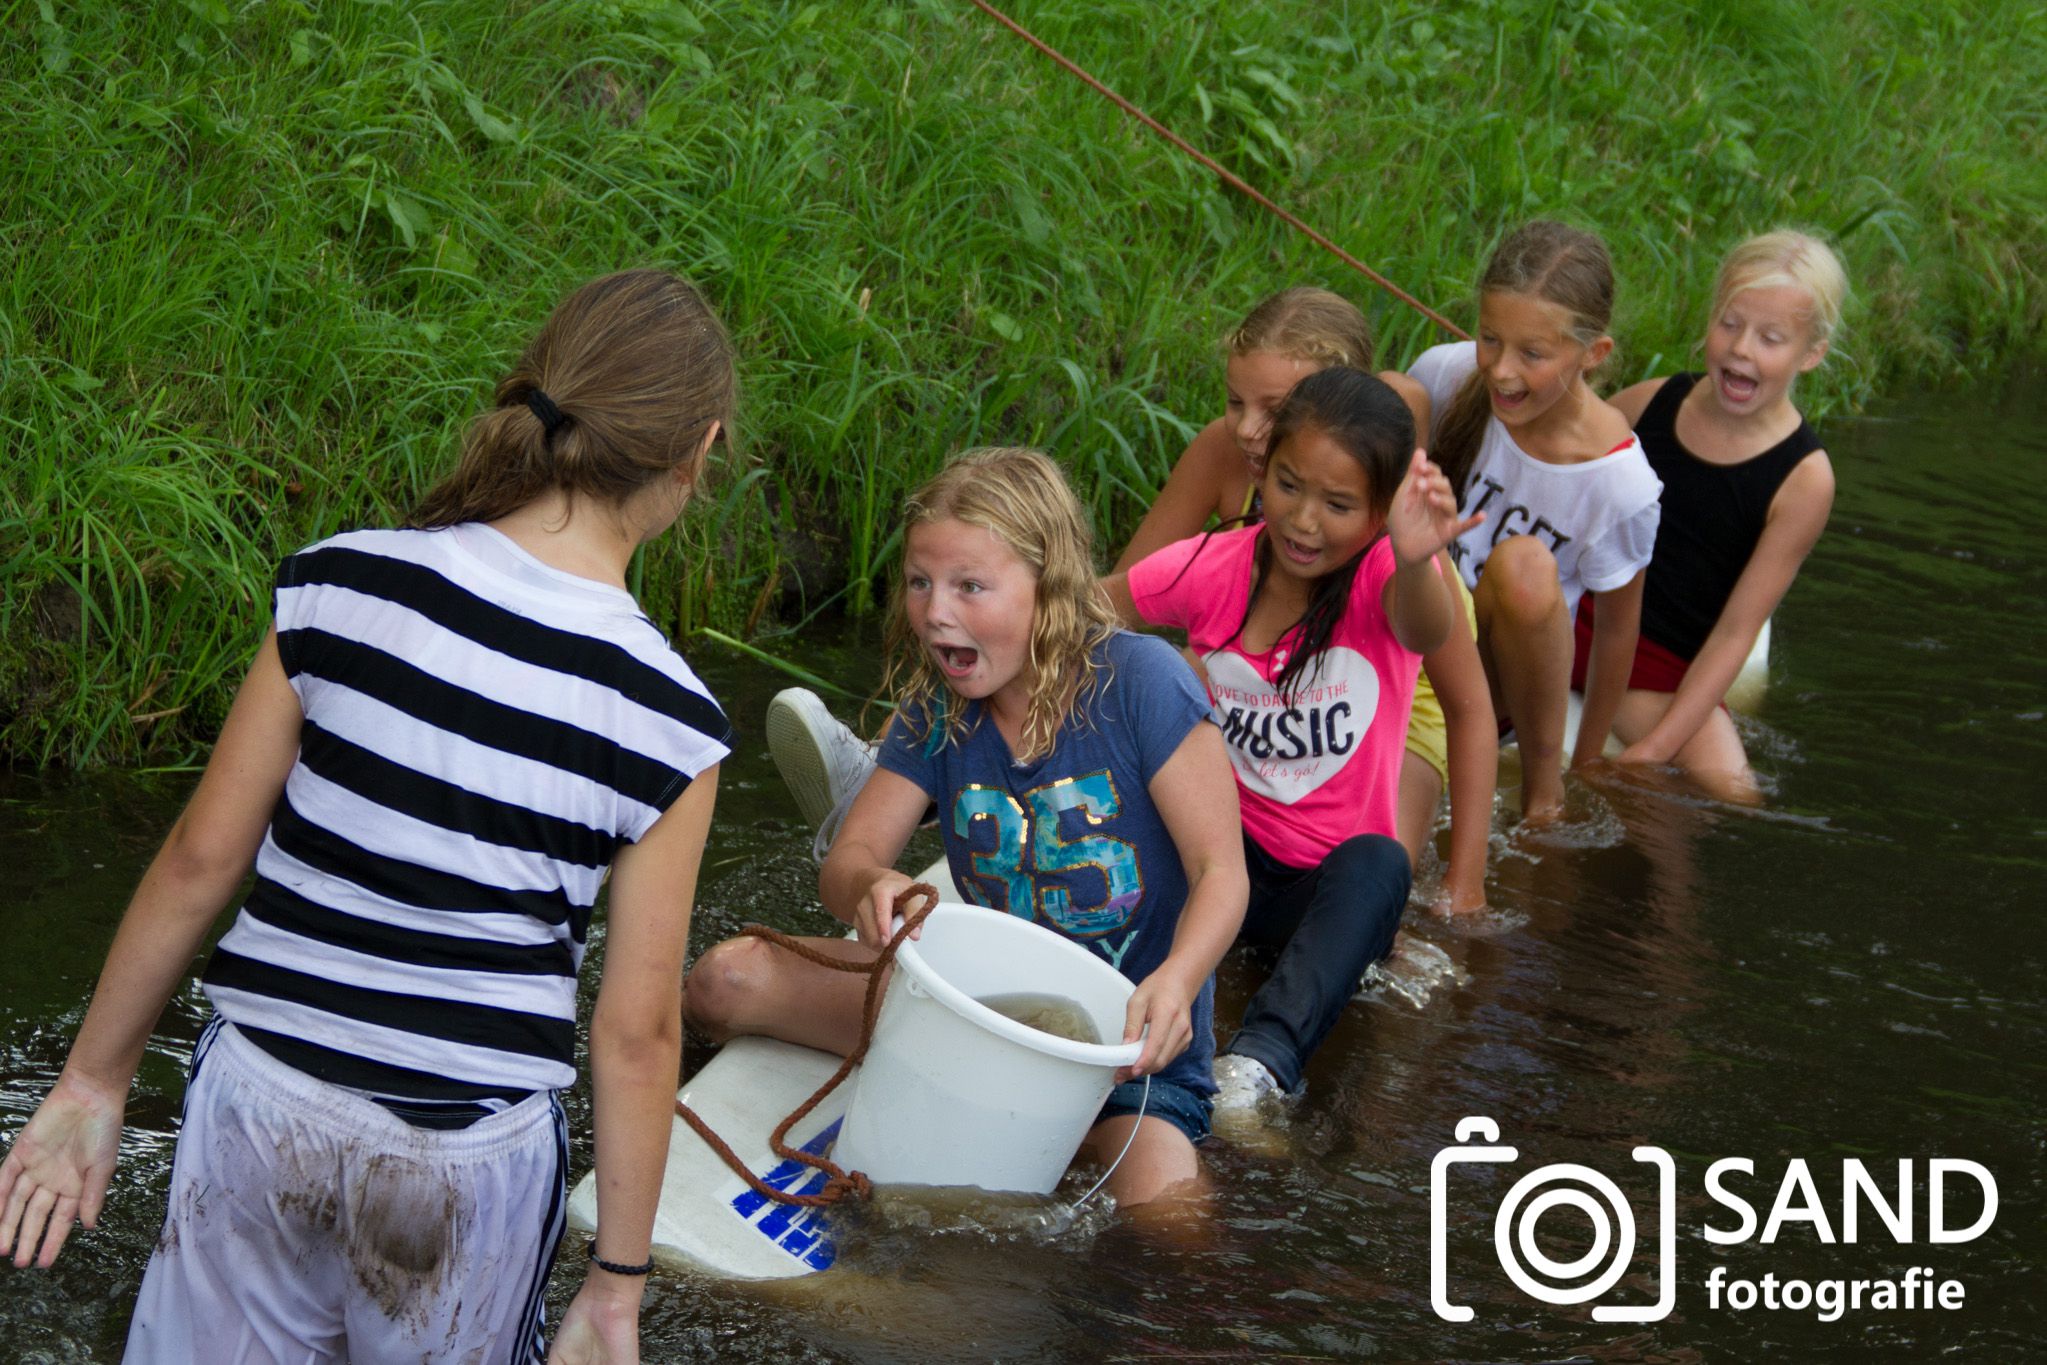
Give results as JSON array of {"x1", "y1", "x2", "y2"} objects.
[{"x1": 1107, "y1": 368, "x2": 1480, "y2": 1119}]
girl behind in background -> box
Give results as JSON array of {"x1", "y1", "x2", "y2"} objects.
[
  {"x1": 1111, "y1": 368, "x2": 1477, "y2": 1117},
  {"x1": 1599, "y1": 231, "x2": 1846, "y2": 802},
  {"x1": 1408, "y1": 221, "x2": 1662, "y2": 821},
  {"x1": 688, "y1": 448, "x2": 1247, "y2": 1210},
  {"x1": 1, "y1": 270, "x2": 733, "y2": 1365},
  {"x1": 1118, "y1": 288, "x2": 1495, "y2": 914},
  {"x1": 1116, "y1": 287, "x2": 1431, "y2": 556}
]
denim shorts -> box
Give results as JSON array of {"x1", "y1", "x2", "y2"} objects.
[{"x1": 1097, "y1": 1075, "x2": 1213, "y2": 1145}]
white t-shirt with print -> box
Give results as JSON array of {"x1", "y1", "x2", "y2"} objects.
[{"x1": 1410, "y1": 341, "x2": 1663, "y2": 615}]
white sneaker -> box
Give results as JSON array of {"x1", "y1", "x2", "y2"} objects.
[
  {"x1": 1210, "y1": 1053, "x2": 1292, "y2": 1154},
  {"x1": 1210, "y1": 1053, "x2": 1284, "y2": 1115},
  {"x1": 765, "y1": 688, "x2": 877, "y2": 860}
]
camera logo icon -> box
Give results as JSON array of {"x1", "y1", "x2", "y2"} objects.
[{"x1": 1431, "y1": 1117, "x2": 1676, "y2": 1323}]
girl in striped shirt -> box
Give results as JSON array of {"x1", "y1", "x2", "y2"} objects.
[{"x1": 0, "y1": 270, "x2": 733, "y2": 1364}]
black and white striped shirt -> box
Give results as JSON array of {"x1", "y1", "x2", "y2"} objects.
[{"x1": 203, "y1": 524, "x2": 730, "y2": 1118}]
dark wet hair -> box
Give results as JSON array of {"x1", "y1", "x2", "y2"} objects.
[
  {"x1": 1249, "y1": 367, "x2": 1414, "y2": 701},
  {"x1": 1161, "y1": 368, "x2": 1415, "y2": 704}
]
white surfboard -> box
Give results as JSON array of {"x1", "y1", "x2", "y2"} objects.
[
  {"x1": 1723, "y1": 616, "x2": 1772, "y2": 715},
  {"x1": 566, "y1": 1036, "x2": 851, "y2": 1280},
  {"x1": 567, "y1": 861, "x2": 960, "y2": 1280},
  {"x1": 1555, "y1": 617, "x2": 1770, "y2": 762}
]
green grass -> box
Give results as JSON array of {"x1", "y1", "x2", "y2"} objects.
[{"x1": 3, "y1": 0, "x2": 2042, "y2": 765}]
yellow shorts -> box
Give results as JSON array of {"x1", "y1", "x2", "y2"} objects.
[{"x1": 1404, "y1": 571, "x2": 1477, "y2": 785}]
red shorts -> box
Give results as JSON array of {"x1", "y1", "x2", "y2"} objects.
[{"x1": 1571, "y1": 597, "x2": 1692, "y2": 694}]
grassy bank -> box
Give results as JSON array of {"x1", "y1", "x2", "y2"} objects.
[{"x1": 4, "y1": 0, "x2": 2041, "y2": 766}]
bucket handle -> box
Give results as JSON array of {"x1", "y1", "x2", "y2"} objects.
[{"x1": 1070, "y1": 1073, "x2": 1149, "y2": 1211}]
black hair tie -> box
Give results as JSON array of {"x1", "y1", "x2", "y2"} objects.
[{"x1": 527, "y1": 389, "x2": 572, "y2": 441}]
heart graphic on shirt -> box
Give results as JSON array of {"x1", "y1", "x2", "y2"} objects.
[{"x1": 1201, "y1": 647, "x2": 1380, "y2": 801}]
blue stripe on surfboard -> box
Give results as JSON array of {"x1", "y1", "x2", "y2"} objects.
[{"x1": 729, "y1": 1117, "x2": 841, "y2": 1271}]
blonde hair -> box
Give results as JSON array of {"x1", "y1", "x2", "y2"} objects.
[
  {"x1": 413, "y1": 269, "x2": 735, "y2": 527},
  {"x1": 1225, "y1": 286, "x2": 1374, "y2": 370},
  {"x1": 879, "y1": 448, "x2": 1120, "y2": 765},
  {"x1": 1434, "y1": 221, "x2": 1616, "y2": 495},
  {"x1": 1710, "y1": 230, "x2": 1848, "y2": 346}
]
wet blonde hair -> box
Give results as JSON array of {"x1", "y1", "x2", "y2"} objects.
[
  {"x1": 1225, "y1": 286, "x2": 1374, "y2": 369},
  {"x1": 1434, "y1": 221, "x2": 1616, "y2": 495},
  {"x1": 879, "y1": 448, "x2": 1119, "y2": 765},
  {"x1": 413, "y1": 269, "x2": 735, "y2": 527},
  {"x1": 1710, "y1": 230, "x2": 1848, "y2": 347}
]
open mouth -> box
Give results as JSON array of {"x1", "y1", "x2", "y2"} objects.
[
  {"x1": 1717, "y1": 369, "x2": 1760, "y2": 404},
  {"x1": 933, "y1": 644, "x2": 980, "y2": 678},
  {"x1": 1491, "y1": 387, "x2": 1529, "y2": 412},
  {"x1": 1278, "y1": 535, "x2": 1321, "y2": 566}
]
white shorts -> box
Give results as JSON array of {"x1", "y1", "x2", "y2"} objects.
[{"x1": 125, "y1": 1018, "x2": 567, "y2": 1365}]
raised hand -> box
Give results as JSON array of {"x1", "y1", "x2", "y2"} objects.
[
  {"x1": 1388, "y1": 449, "x2": 1483, "y2": 569},
  {"x1": 0, "y1": 1070, "x2": 125, "y2": 1269}
]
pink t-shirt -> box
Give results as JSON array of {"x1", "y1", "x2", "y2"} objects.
[{"x1": 1126, "y1": 525, "x2": 1421, "y2": 868}]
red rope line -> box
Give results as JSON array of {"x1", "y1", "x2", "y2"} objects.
[
  {"x1": 968, "y1": 0, "x2": 1469, "y2": 341},
  {"x1": 673, "y1": 883, "x2": 942, "y2": 1209}
]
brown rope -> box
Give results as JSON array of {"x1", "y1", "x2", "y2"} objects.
[
  {"x1": 968, "y1": 0, "x2": 1469, "y2": 342},
  {"x1": 673, "y1": 883, "x2": 942, "y2": 1208}
]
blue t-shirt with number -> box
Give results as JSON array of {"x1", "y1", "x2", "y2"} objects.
[{"x1": 876, "y1": 630, "x2": 1218, "y2": 1097}]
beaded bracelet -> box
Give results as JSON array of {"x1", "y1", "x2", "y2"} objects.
[{"x1": 587, "y1": 1243, "x2": 654, "y2": 1277}]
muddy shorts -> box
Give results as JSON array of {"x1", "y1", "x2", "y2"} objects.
[{"x1": 124, "y1": 1017, "x2": 567, "y2": 1364}]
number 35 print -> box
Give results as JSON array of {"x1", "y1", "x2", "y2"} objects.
[{"x1": 952, "y1": 771, "x2": 1142, "y2": 940}]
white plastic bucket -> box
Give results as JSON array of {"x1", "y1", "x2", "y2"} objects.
[{"x1": 831, "y1": 903, "x2": 1144, "y2": 1194}]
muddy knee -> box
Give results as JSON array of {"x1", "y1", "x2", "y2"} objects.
[
  {"x1": 683, "y1": 935, "x2": 778, "y2": 1039},
  {"x1": 1479, "y1": 536, "x2": 1564, "y2": 626}
]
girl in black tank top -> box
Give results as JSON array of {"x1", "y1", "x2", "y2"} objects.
[
  {"x1": 1635, "y1": 373, "x2": 1822, "y2": 661},
  {"x1": 1596, "y1": 229, "x2": 1846, "y2": 803}
]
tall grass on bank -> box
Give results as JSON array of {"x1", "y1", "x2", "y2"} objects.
[{"x1": 3, "y1": 0, "x2": 2042, "y2": 765}]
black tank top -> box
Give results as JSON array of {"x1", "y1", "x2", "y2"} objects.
[{"x1": 1637, "y1": 374, "x2": 1821, "y2": 660}]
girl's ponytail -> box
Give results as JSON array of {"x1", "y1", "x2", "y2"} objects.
[
  {"x1": 1430, "y1": 369, "x2": 1491, "y2": 502},
  {"x1": 414, "y1": 391, "x2": 556, "y2": 527},
  {"x1": 414, "y1": 270, "x2": 735, "y2": 528}
]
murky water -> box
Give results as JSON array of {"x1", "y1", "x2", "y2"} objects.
[
  {"x1": 4, "y1": 373, "x2": 2042, "y2": 1361},
  {"x1": 977, "y1": 992, "x2": 1104, "y2": 1047}
]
